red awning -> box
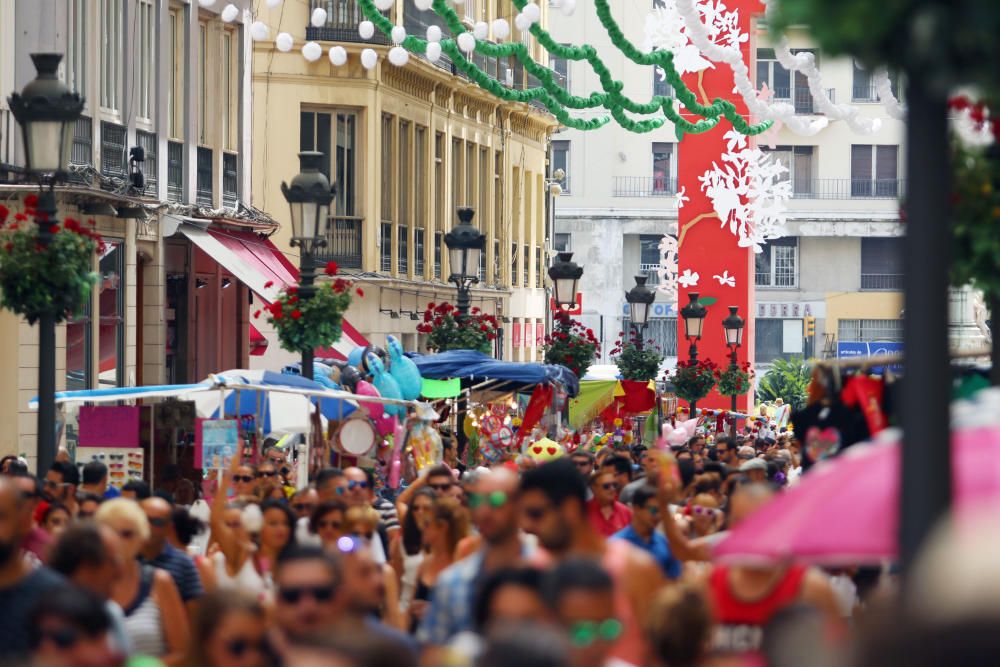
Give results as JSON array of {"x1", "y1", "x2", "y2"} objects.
[{"x1": 249, "y1": 323, "x2": 269, "y2": 356}]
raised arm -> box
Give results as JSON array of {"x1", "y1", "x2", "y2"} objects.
[{"x1": 657, "y1": 468, "x2": 713, "y2": 562}]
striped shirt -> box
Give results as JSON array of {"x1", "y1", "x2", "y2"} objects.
[{"x1": 145, "y1": 543, "x2": 204, "y2": 602}]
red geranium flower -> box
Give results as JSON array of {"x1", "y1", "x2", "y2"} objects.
[
  {"x1": 356, "y1": 287, "x2": 364, "y2": 297},
  {"x1": 264, "y1": 280, "x2": 274, "y2": 289},
  {"x1": 325, "y1": 261, "x2": 338, "y2": 276},
  {"x1": 253, "y1": 310, "x2": 262, "y2": 319},
  {"x1": 291, "y1": 309, "x2": 302, "y2": 320}
]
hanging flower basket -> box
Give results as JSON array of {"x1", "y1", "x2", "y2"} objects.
[
  {"x1": 715, "y1": 361, "x2": 754, "y2": 398},
  {"x1": 543, "y1": 312, "x2": 599, "y2": 377},
  {"x1": 669, "y1": 358, "x2": 719, "y2": 406},
  {"x1": 0, "y1": 198, "x2": 102, "y2": 325},
  {"x1": 255, "y1": 261, "x2": 358, "y2": 354},
  {"x1": 610, "y1": 331, "x2": 664, "y2": 382},
  {"x1": 416, "y1": 302, "x2": 498, "y2": 354}
]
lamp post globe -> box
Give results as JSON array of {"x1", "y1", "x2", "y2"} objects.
[
  {"x1": 281, "y1": 151, "x2": 335, "y2": 380},
  {"x1": 625, "y1": 275, "x2": 655, "y2": 350},
  {"x1": 443, "y1": 207, "x2": 485, "y2": 316},
  {"x1": 722, "y1": 305, "x2": 745, "y2": 425},
  {"x1": 680, "y1": 292, "x2": 707, "y2": 361},
  {"x1": 548, "y1": 251, "x2": 583, "y2": 311}
]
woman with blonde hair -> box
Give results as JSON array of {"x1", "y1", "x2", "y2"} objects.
[
  {"x1": 95, "y1": 498, "x2": 189, "y2": 662},
  {"x1": 408, "y1": 496, "x2": 470, "y2": 632}
]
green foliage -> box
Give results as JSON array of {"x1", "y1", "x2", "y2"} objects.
[
  {"x1": 670, "y1": 358, "x2": 718, "y2": 405},
  {"x1": 756, "y1": 356, "x2": 811, "y2": 412},
  {"x1": 610, "y1": 331, "x2": 664, "y2": 382},
  {"x1": 716, "y1": 361, "x2": 753, "y2": 398},
  {"x1": 258, "y1": 264, "x2": 355, "y2": 354},
  {"x1": 950, "y1": 139, "x2": 1000, "y2": 303},
  {"x1": 543, "y1": 313, "x2": 599, "y2": 377},
  {"x1": 357, "y1": 0, "x2": 772, "y2": 136},
  {"x1": 416, "y1": 302, "x2": 498, "y2": 354},
  {"x1": 0, "y1": 201, "x2": 100, "y2": 325}
]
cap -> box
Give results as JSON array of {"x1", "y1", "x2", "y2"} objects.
[{"x1": 739, "y1": 458, "x2": 767, "y2": 473}]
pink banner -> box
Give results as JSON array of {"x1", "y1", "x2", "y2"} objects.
[{"x1": 78, "y1": 405, "x2": 141, "y2": 448}]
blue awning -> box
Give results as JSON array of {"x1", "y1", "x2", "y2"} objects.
[{"x1": 409, "y1": 350, "x2": 579, "y2": 397}]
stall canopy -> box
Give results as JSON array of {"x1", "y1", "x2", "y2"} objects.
[{"x1": 410, "y1": 350, "x2": 579, "y2": 397}]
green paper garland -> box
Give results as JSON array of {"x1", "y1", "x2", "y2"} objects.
[{"x1": 355, "y1": 0, "x2": 774, "y2": 135}]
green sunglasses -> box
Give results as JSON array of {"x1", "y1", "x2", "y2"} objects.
[
  {"x1": 567, "y1": 619, "x2": 624, "y2": 647},
  {"x1": 468, "y1": 491, "x2": 508, "y2": 509}
]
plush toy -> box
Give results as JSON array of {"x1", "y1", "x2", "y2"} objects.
[
  {"x1": 367, "y1": 353, "x2": 404, "y2": 417},
  {"x1": 408, "y1": 410, "x2": 443, "y2": 471},
  {"x1": 525, "y1": 437, "x2": 565, "y2": 461},
  {"x1": 661, "y1": 419, "x2": 698, "y2": 448},
  {"x1": 339, "y1": 364, "x2": 362, "y2": 392},
  {"x1": 386, "y1": 335, "x2": 423, "y2": 401},
  {"x1": 354, "y1": 380, "x2": 384, "y2": 420}
]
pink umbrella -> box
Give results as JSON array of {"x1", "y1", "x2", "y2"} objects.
[{"x1": 713, "y1": 426, "x2": 1000, "y2": 565}]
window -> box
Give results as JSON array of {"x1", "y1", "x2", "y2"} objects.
[
  {"x1": 222, "y1": 30, "x2": 236, "y2": 151},
  {"x1": 550, "y1": 48, "x2": 570, "y2": 90},
  {"x1": 551, "y1": 140, "x2": 569, "y2": 192},
  {"x1": 100, "y1": 121, "x2": 127, "y2": 180},
  {"x1": 136, "y1": 130, "x2": 157, "y2": 192},
  {"x1": 167, "y1": 141, "x2": 184, "y2": 202},
  {"x1": 553, "y1": 233, "x2": 571, "y2": 252},
  {"x1": 623, "y1": 318, "x2": 677, "y2": 356},
  {"x1": 511, "y1": 243, "x2": 519, "y2": 287},
  {"x1": 415, "y1": 228, "x2": 425, "y2": 276},
  {"x1": 466, "y1": 143, "x2": 475, "y2": 209},
  {"x1": 494, "y1": 152, "x2": 502, "y2": 282},
  {"x1": 534, "y1": 247, "x2": 542, "y2": 287},
  {"x1": 652, "y1": 142, "x2": 674, "y2": 193},
  {"x1": 380, "y1": 115, "x2": 394, "y2": 225},
  {"x1": 199, "y1": 23, "x2": 209, "y2": 145},
  {"x1": 761, "y1": 146, "x2": 814, "y2": 196},
  {"x1": 381, "y1": 223, "x2": 393, "y2": 273},
  {"x1": 435, "y1": 132, "x2": 444, "y2": 279},
  {"x1": 222, "y1": 152, "x2": 238, "y2": 207},
  {"x1": 196, "y1": 146, "x2": 213, "y2": 206},
  {"x1": 788, "y1": 49, "x2": 815, "y2": 113},
  {"x1": 852, "y1": 59, "x2": 875, "y2": 102},
  {"x1": 838, "y1": 319, "x2": 903, "y2": 343},
  {"x1": 168, "y1": 9, "x2": 185, "y2": 139},
  {"x1": 851, "y1": 145, "x2": 899, "y2": 197},
  {"x1": 452, "y1": 138, "x2": 464, "y2": 205},
  {"x1": 861, "y1": 238, "x2": 903, "y2": 290},
  {"x1": 639, "y1": 234, "x2": 662, "y2": 285},
  {"x1": 70, "y1": 116, "x2": 93, "y2": 170},
  {"x1": 756, "y1": 49, "x2": 790, "y2": 100},
  {"x1": 100, "y1": 0, "x2": 123, "y2": 111},
  {"x1": 99, "y1": 240, "x2": 126, "y2": 388},
  {"x1": 67, "y1": 0, "x2": 87, "y2": 97},
  {"x1": 434, "y1": 231, "x2": 443, "y2": 279},
  {"x1": 398, "y1": 224, "x2": 409, "y2": 275},
  {"x1": 67, "y1": 300, "x2": 93, "y2": 390},
  {"x1": 653, "y1": 67, "x2": 673, "y2": 98},
  {"x1": 137, "y1": 0, "x2": 155, "y2": 121},
  {"x1": 301, "y1": 110, "x2": 359, "y2": 216},
  {"x1": 755, "y1": 318, "x2": 795, "y2": 363},
  {"x1": 399, "y1": 122, "x2": 411, "y2": 267},
  {"x1": 755, "y1": 237, "x2": 798, "y2": 287},
  {"x1": 523, "y1": 244, "x2": 529, "y2": 287},
  {"x1": 415, "y1": 127, "x2": 427, "y2": 275}
]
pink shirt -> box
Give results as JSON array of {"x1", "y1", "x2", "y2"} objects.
[{"x1": 587, "y1": 498, "x2": 632, "y2": 537}]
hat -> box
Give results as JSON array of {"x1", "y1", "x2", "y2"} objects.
[{"x1": 739, "y1": 458, "x2": 767, "y2": 473}]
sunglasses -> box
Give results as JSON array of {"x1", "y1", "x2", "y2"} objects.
[
  {"x1": 468, "y1": 491, "x2": 508, "y2": 509},
  {"x1": 226, "y1": 637, "x2": 265, "y2": 657},
  {"x1": 257, "y1": 471, "x2": 277, "y2": 478},
  {"x1": 292, "y1": 503, "x2": 316, "y2": 513},
  {"x1": 37, "y1": 626, "x2": 81, "y2": 649},
  {"x1": 147, "y1": 516, "x2": 170, "y2": 528},
  {"x1": 233, "y1": 475, "x2": 254, "y2": 483},
  {"x1": 268, "y1": 456, "x2": 285, "y2": 464},
  {"x1": 643, "y1": 504, "x2": 660, "y2": 516},
  {"x1": 567, "y1": 619, "x2": 624, "y2": 647},
  {"x1": 429, "y1": 483, "x2": 452, "y2": 492},
  {"x1": 278, "y1": 584, "x2": 335, "y2": 604},
  {"x1": 78, "y1": 511, "x2": 95, "y2": 520},
  {"x1": 692, "y1": 505, "x2": 719, "y2": 517},
  {"x1": 318, "y1": 519, "x2": 343, "y2": 530},
  {"x1": 347, "y1": 480, "x2": 369, "y2": 490},
  {"x1": 600, "y1": 482, "x2": 620, "y2": 491}
]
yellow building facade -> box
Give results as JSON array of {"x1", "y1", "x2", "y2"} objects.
[{"x1": 251, "y1": 0, "x2": 558, "y2": 366}]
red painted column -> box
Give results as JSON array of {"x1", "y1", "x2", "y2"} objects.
[{"x1": 676, "y1": 0, "x2": 759, "y2": 412}]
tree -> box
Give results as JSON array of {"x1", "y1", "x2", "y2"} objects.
[{"x1": 756, "y1": 356, "x2": 810, "y2": 412}]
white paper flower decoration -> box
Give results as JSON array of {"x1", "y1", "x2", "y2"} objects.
[
  {"x1": 678, "y1": 269, "x2": 700, "y2": 288},
  {"x1": 374, "y1": 0, "x2": 394, "y2": 10},
  {"x1": 492, "y1": 18, "x2": 511, "y2": 40},
  {"x1": 275, "y1": 33, "x2": 294, "y2": 52},
  {"x1": 656, "y1": 235, "x2": 679, "y2": 300},
  {"x1": 522, "y1": 2, "x2": 541, "y2": 23},
  {"x1": 266, "y1": 0, "x2": 282, "y2": 7},
  {"x1": 198, "y1": 0, "x2": 216, "y2": 7},
  {"x1": 713, "y1": 270, "x2": 736, "y2": 287},
  {"x1": 426, "y1": 25, "x2": 442, "y2": 43},
  {"x1": 414, "y1": 0, "x2": 432, "y2": 9},
  {"x1": 391, "y1": 25, "x2": 407, "y2": 44},
  {"x1": 457, "y1": 32, "x2": 476, "y2": 53},
  {"x1": 360, "y1": 48, "x2": 378, "y2": 69},
  {"x1": 561, "y1": 0, "x2": 576, "y2": 15},
  {"x1": 221, "y1": 4, "x2": 240, "y2": 23},
  {"x1": 425, "y1": 41, "x2": 442, "y2": 62},
  {"x1": 311, "y1": 7, "x2": 328, "y2": 27},
  {"x1": 473, "y1": 21, "x2": 489, "y2": 40},
  {"x1": 514, "y1": 13, "x2": 530, "y2": 31},
  {"x1": 359, "y1": 21, "x2": 375, "y2": 40},
  {"x1": 302, "y1": 41, "x2": 323, "y2": 62},
  {"x1": 388, "y1": 46, "x2": 410, "y2": 66},
  {"x1": 249, "y1": 21, "x2": 269, "y2": 41},
  {"x1": 329, "y1": 46, "x2": 348, "y2": 66},
  {"x1": 676, "y1": 185, "x2": 690, "y2": 209}
]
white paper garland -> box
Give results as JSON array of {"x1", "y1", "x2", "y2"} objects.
[{"x1": 873, "y1": 69, "x2": 906, "y2": 120}]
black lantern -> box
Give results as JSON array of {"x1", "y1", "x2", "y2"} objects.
[
  {"x1": 722, "y1": 305, "x2": 745, "y2": 348},
  {"x1": 444, "y1": 207, "x2": 486, "y2": 315},
  {"x1": 625, "y1": 275, "x2": 656, "y2": 328},
  {"x1": 281, "y1": 151, "x2": 334, "y2": 252},
  {"x1": 8, "y1": 53, "x2": 84, "y2": 176},
  {"x1": 680, "y1": 292, "x2": 707, "y2": 341},
  {"x1": 548, "y1": 251, "x2": 583, "y2": 310}
]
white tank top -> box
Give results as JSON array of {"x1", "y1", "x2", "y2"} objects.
[
  {"x1": 213, "y1": 550, "x2": 269, "y2": 600},
  {"x1": 399, "y1": 550, "x2": 425, "y2": 611}
]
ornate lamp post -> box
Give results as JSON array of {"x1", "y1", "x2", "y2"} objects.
[
  {"x1": 443, "y1": 207, "x2": 485, "y2": 317},
  {"x1": 281, "y1": 151, "x2": 334, "y2": 380},
  {"x1": 722, "y1": 305, "x2": 745, "y2": 432},
  {"x1": 625, "y1": 275, "x2": 655, "y2": 350},
  {"x1": 680, "y1": 292, "x2": 707, "y2": 361},
  {"x1": 548, "y1": 251, "x2": 583, "y2": 311},
  {"x1": 9, "y1": 53, "x2": 84, "y2": 475}
]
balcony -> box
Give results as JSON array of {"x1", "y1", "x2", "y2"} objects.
[
  {"x1": 136, "y1": 130, "x2": 157, "y2": 193},
  {"x1": 860, "y1": 273, "x2": 903, "y2": 291},
  {"x1": 316, "y1": 216, "x2": 363, "y2": 269},
  {"x1": 639, "y1": 263, "x2": 661, "y2": 285},
  {"x1": 196, "y1": 146, "x2": 213, "y2": 207},
  {"x1": 613, "y1": 176, "x2": 677, "y2": 197},
  {"x1": 787, "y1": 178, "x2": 905, "y2": 199},
  {"x1": 307, "y1": 0, "x2": 390, "y2": 44},
  {"x1": 68, "y1": 115, "x2": 93, "y2": 185},
  {"x1": 770, "y1": 87, "x2": 835, "y2": 114},
  {"x1": 100, "y1": 121, "x2": 127, "y2": 189}
]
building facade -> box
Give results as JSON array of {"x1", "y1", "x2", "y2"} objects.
[
  {"x1": 251, "y1": 0, "x2": 558, "y2": 367},
  {"x1": 0, "y1": 0, "x2": 264, "y2": 465}
]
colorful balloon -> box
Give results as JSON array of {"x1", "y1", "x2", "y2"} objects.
[
  {"x1": 386, "y1": 335, "x2": 423, "y2": 400},
  {"x1": 354, "y1": 380, "x2": 384, "y2": 420},
  {"x1": 367, "y1": 353, "x2": 404, "y2": 416}
]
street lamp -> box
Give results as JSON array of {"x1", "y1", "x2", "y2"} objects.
[
  {"x1": 625, "y1": 275, "x2": 655, "y2": 350},
  {"x1": 722, "y1": 306, "x2": 745, "y2": 430},
  {"x1": 444, "y1": 207, "x2": 485, "y2": 317},
  {"x1": 679, "y1": 291, "x2": 707, "y2": 361},
  {"x1": 281, "y1": 151, "x2": 334, "y2": 380},
  {"x1": 548, "y1": 251, "x2": 583, "y2": 311},
  {"x1": 8, "y1": 53, "x2": 84, "y2": 476}
]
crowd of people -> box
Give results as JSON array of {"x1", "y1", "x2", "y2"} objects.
[{"x1": 0, "y1": 428, "x2": 939, "y2": 667}]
